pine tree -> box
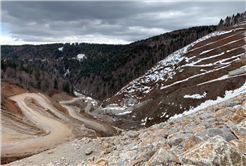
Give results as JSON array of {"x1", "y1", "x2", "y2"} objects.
[{"x1": 54, "y1": 78, "x2": 58, "y2": 90}]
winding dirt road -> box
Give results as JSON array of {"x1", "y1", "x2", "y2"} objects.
[
  {"x1": 2, "y1": 92, "x2": 117, "y2": 163},
  {"x1": 2, "y1": 93, "x2": 72, "y2": 158},
  {"x1": 59, "y1": 96, "x2": 117, "y2": 136},
  {"x1": 60, "y1": 104, "x2": 114, "y2": 135}
]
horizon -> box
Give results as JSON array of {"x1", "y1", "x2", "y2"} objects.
[
  {"x1": 1, "y1": 1, "x2": 245, "y2": 45},
  {"x1": 1, "y1": 24, "x2": 218, "y2": 46}
]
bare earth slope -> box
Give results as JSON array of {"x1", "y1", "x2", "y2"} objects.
[
  {"x1": 105, "y1": 23, "x2": 246, "y2": 128},
  {"x1": 1, "y1": 91, "x2": 118, "y2": 164},
  {"x1": 2, "y1": 93, "x2": 72, "y2": 156}
]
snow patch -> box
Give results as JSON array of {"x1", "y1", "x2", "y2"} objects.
[
  {"x1": 160, "y1": 112, "x2": 166, "y2": 118},
  {"x1": 141, "y1": 117, "x2": 148, "y2": 126},
  {"x1": 73, "y1": 91, "x2": 98, "y2": 107},
  {"x1": 184, "y1": 92, "x2": 207, "y2": 99},
  {"x1": 64, "y1": 69, "x2": 70, "y2": 76},
  {"x1": 116, "y1": 110, "x2": 132, "y2": 115},
  {"x1": 58, "y1": 47, "x2": 63, "y2": 51},
  {"x1": 169, "y1": 81, "x2": 246, "y2": 120},
  {"x1": 77, "y1": 54, "x2": 87, "y2": 61}
]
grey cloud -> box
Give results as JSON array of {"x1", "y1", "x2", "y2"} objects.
[{"x1": 1, "y1": 1, "x2": 245, "y2": 44}]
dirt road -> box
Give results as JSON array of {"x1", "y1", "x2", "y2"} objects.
[
  {"x1": 2, "y1": 93, "x2": 72, "y2": 158},
  {"x1": 59, "y1": 96, "x2": 117, "y2": 136},
  {"x1": 2, "y1": 92, "x2": 117, "y2": 164}
]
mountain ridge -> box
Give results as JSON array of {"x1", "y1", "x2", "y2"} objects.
[{"x1": 1, "y1": 25, "x2": 218, "y2": 99}]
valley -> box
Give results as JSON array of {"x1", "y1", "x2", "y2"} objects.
[{"x1": 1, "y1": 11, "x2": 246, "y2": 165}]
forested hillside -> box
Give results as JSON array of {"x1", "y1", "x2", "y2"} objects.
[
  {"x1": 217, "y1": 11, "x2": 246, "y2": 29},
  {"x1": 1, "y1": 59, "x2": 69, "y2": 96},
  {"x1": 1, "y1": 25, "x2": 217, "y2": 99}
]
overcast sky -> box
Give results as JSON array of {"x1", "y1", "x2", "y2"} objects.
[{"x1": 1, "y1": 1, "x2": 245, "y2": 45}]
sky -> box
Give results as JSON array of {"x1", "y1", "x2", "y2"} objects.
[{"x1": 1, "y1": 1, "x2": 246, "y2": 45}]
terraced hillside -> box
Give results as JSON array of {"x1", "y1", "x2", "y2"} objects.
[{"x1": 104, "y1": 23, "x2": 246, "y2": 128}]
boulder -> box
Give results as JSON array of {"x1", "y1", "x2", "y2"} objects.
[
  {"x1": 145, "y1": 147, "x2": 176, "y2": 166},
  {"x1": 213, "y1": 108, "x2": 233, "y2": 119},
  {"x1": 139, "y1": 149, "x2": 156, "y2": 161},
  {"x1": 85, "y1": 148, "x2": 93, "y2": 155},
  {"x1": 195, "y1": 128, "x2": 237, "y2": 142},
  {"x1": 230, "y1": 139, "x2": 246, "y2": 155},
  {"x1": 226, "y1": 120, "x2": 246, "y2": 140},
  {"x1": 125, "y1": 159, "x2": 142, "y2": 166},
  {"x1": 167, "y1": 133, "x2": 194, "y2": 146},
  {"x1": 103, "y1": 143, "x2": 110, "y2": 148},
  {"x1": 128, "y1": 130, "x2": 139, "y2": 138},
  {"x1": 183, "y1": 136, "x2": 201, "y2": 150},
  {"x1": 179, "y1": 135, "x2": 246, "y2": 166},
  {"x1": 95, "y1": 159, "x2": 109, "y2": 166}
]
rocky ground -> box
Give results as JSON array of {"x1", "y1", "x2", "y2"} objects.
[{"x1": 5, "y1": 91, "x2": 246, "y2": 166}]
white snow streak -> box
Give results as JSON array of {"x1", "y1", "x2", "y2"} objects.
[
  {"x1": 169, "y1": 81, "x2": 246, "y2": 120},
  {"x1": 184, "y1": 92, "x2": 207, "y2": 99}
]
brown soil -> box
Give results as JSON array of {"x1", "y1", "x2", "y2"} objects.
[
  {"x1": 28, "y1": 90, "x2": 39, "y2": 93},
  {"x1": 1, "y1": 99, "x2": 22, "y2": 115},
  {"x1": 1, "y1": 154, "x2": 34, "y2": 165},
  {"x1": 1, "y1": 82, "x2": 26, "y2": 115},
  {"x1": 52, "y1": 92, "x2": 74, "y2": 101},
  {"x1": 1, "y1": 82, "x2": 26, "y2": 99},
  {"x1": 48, "y1": 96, "x2": 69, "y2": 115}
]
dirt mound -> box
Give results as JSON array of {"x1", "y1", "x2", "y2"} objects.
[
  {"x1": 1, "y1": 82, "x2": 25, "y2": 99},
  {"x1": 1, "y1": 82, "x2": 26, "y2": 115},
  {"x1": 28, "y1": 90, "x2": 39, "y2": 93},
  {"x1": 1, "y1": 99, "x2": 22, "y2": 115},
  {"x1": 48, "y1": 97, "x2": 69, "y2": 115},
  {"x1": 52, "y1": 93, "x2": 74, "y2": 101}
]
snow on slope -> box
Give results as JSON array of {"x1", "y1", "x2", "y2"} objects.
[
  {"x1": 169, "y1": 81, "x2": 246, "y2": 120},
  {"x1": 140, "y1": 80, "x2": 246, "y2": 125},
  {"x1": 74, "y1": 91, "x2": 98, "y2": 106},
  {"x1": 184, "y1": 92, "x2": 207, "y2": 99},
  {"x1": 58, "y1": 47, "x2": 63, "y2": 51},
  {"x1": 110, "y1": 26, "x2": 246, "y2": 116},
  {"x1": 77, "y1": 54, "x2": 87, "y2": 61},
  {"x1": 115, "y1": 28, "x2": 246, "y2": 100}
]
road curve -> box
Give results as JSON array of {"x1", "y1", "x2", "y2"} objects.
[
  {"x1": 2, "y1": 93, "x2": 72, "y2": 157},
  {"x1": 59, "y1": 96, "x2": 117, "y2": 136}
]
